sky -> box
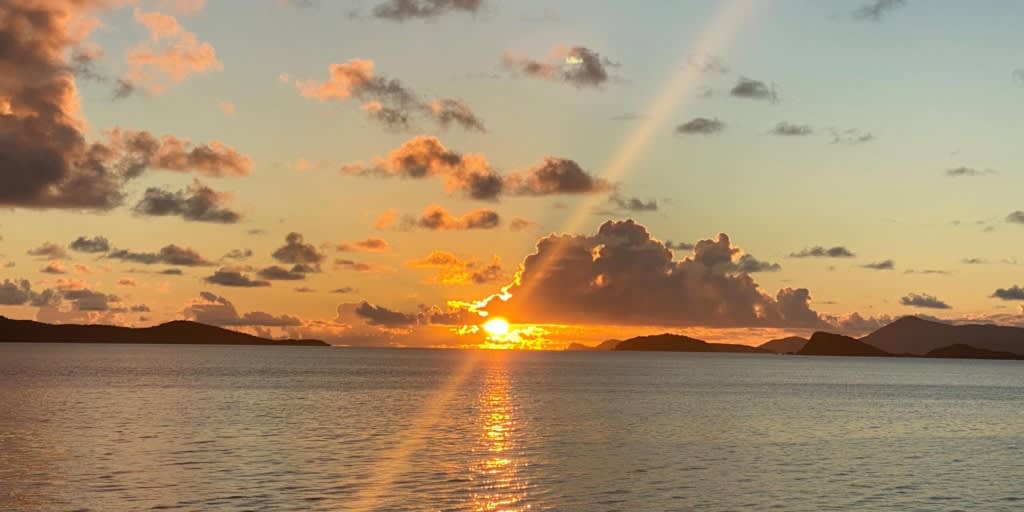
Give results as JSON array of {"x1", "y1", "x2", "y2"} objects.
[{"x1": 2, "y1": 0, "x2": 1024, "y2": 348}]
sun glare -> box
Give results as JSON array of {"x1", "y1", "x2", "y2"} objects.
[{"x1": 482, "y1": 317, "x2": 510, "y2": 337}]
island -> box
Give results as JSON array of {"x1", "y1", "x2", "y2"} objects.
[
  {"x1": 796, "y1": 332, "x2": 891, "y2": 357},
  {"x1": 757, "y1": 336, "x2": 808, "y2": 354},
  {"x1": 613, "y1": 333, "x2": 767, "y2": 353},
  {"x1": 0, "y1": 316, "x2": 329, "y2": 346}
]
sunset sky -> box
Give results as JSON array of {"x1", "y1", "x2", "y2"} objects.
[{"x1": 2, "y1": 0, "x2": 1024, "y2": 348}]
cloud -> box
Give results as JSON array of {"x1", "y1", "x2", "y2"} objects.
[
  {"x1": 664, "y1": 241, "x2": 695, "y2": 251},
  {"x1": 69, "y1": 236, "x2": 111, "y2": 253},
  {"x1": 945, "y1": 166, "x2": 995, "y2": 177},
  {"x1": 118, "y1": 278, "x2": 137, "y2": 287},
  {"x1": 992, "y1": 286, "x2": 1024, "y2": 301},
  {"x1": 1006, "y1": 211, "x2": 1024, "y2": 224},
  {"x1": 220, "y1": 101, "x2": 235, "y2": 116},
  {"x1": 368, "y1": 0, "x2": 483, "y2": 21},
  {"x1": 509, "y1": 217, "x2": 538, "y2": 232},
  {"x1": 730, "y1": 77, "x2": 778, "y2": 102},
  {"x1": 0, "y1": 279, "x2": 34, "y2": 305},
  {"x1": 852, "y1": 0, "x2": 906, "y2": 21},
  {"x1": 900, "y1": 293, "x2": 951, "y2": 309},
  {"x1": 41, "y1": 261, "x2": 67, "y2": 274},
  {"x1": 204, "y1": 268, "x2": 271, "y2": 287},
  {"x1": 416, "y1": 205, "x2": 500, "y2": 230},
  {"x1": 108, "y1": 244, "x2": 212, "y2": 266},
  {"x1": 505, "y1": 157, "x2": 611, "y2": 196},
  {"x1": 27, "y1": 243, "x2": 68, "y2": 260},
  {"x1": 501, "y1": 45, "x2": 617, "y2": 88},
  {"x1": 184, "y1": 292, "x2": 301, "y2": 326},
  {"x1": 337, "y1": 237, "x2": 390, "y2": 252},
  {"x1": 961, "y1": 258, "x2": 987, "y2": 265},
  {"x1": 407, "y1": 251, "x2": 505, "y2": 285},
  {"x1": 272, "y1": 232, "x2": 325, "y2": 266},
  {"x1": 334, "y1": 259, "x2": 393, "y2": 273},
  {"x1": 734, "y1": 254, "x2": 781, "y2": 273},
  {"x1": 862, "y1": 259, "x2": 895, "y2": 270},
  {"x1": 223, "y1": 249, "x2": 253, "y2": 260},
  {"x1": 331, "y1": 287, "x2": 355, "y2": 294},
  {"x1": 675, "y1": 117, "x2": 724, "y2": 135},
  {"x1": 106, "y1": 129, "x2": 253, "y2": 178},
  {"x1": 769, "y1": 122, "x2": 813, "y2": 136},
  {"x1": 256, "y1": 265, "x2": 309, "y2": 281},
  {"x1": 121, "y1": 9, "x2": 223, "y2": 95},
  {"x1": 789, "y1": 246, "x2": 856, "y2": 258},
  {"x1": 342, "y1": 136, "x2": 606, "y2": 200},
  {"x1": 355, "y1": 301, "x2": 418, "y2": 326},
  {"x1": 374, "y1": 209, "x2": 400, "y2": 230},
  {"x1": 611, "y1": 113, "x2": 645, "y2": 121},
  {"x1": 606, "y1": 193, "x2": 658, "y2": 213},
  {"x1": 294, "y1": 287, "x2": 316, "y2": 293},
  {"x1": 828, "y1": 128, "x2": 875, "y2": 145},
  {"x1": 687, "y1": 53, "x2": 729, "y2": 74},
  {"x1": 62, "y1": 288, "x2": 120, "y2": 312},
  {"x1": 159, "y1": 268, "x2": 184, "y2": 275},
  {"x1": 294, "y1": 58, "x2": 484, "y2": 131},
  {"x1": 465, "y1": 221, "x2": 824, "y2": 328},
  {"x1": 904, "y1": 269, "x2": 950, "y2": 275},
  {"x1": 133, "y1": 180, "x2": 242, "y2": 223}
]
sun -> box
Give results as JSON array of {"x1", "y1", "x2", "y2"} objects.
[{"x1": 482, "y1": 317, "x2": 510, "y2": 337}]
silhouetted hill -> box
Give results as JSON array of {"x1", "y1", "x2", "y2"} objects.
[
  {"x1": 0, "y1": 316, "x2": 328, "y2": 346},
  {"x1": 925, "y1": 344, "x2": 1022, "y2": 360},
  {"x1": 798, "y1": 332, "x2": 891, "y2": 357},
  {"x1": 861, "y1": 316, "x2": 1024, "y2": 355},
  {"x1": 758, "y1": 336, "x2": 808, "y2": 354},
  {"x1": 566, "y1": 339, "x2": 621, "y2": 351},
  {"x1": 614, "y1": 333, "x2": 765, "y2": 353}
]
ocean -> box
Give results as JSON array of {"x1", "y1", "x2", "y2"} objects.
[{"x1": 1, "y1": 343, "x2": 1022, "y2": 511}]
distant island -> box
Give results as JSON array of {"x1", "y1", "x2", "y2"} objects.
[
  {"x1": 565, "y1": 316, "x2": 1024, "y2": 361},
  {"x1": 0, "y1": 316, "x2": 329, "y2": 346}
]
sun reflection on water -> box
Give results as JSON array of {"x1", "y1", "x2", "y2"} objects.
[{"x1": 472, "y1": 358, "x2": 530, "y2": 511}]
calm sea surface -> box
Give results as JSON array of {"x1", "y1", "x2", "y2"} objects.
[{"x1": 1, "y1": 344, "x2": 1023, "y2": 511}]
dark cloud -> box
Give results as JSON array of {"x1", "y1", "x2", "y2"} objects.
[
  {"x1": 27, "y1": 242, "x2": 68, "y2": 260},
  {"x1": 992, "y1": 286, "x2": 1024, "y2": 301},
  {"x1": 63, "y1": 288, "x2": 119, "y2": 311},
  {"x1": 133, "y1": 181, "x2": 242, "y2": 223},
  {"x1": 945, "y1": 166, "x2": 995, "y2": 177},
  {"x1": 257, "y1": 265, "x2": 308, "y2": 281},
  {"x1": 769, "y1": 122, "x2": 813, "y2": 136},
  {"x1": 160, "y1": 268, "x2": 184, "y2": 275},
  {"x1": 502, "y1": 45, "x2": 617, "y2": 89},
  {"x1": 730, "y1": 77, "x2": 778, "y2": 102},
  {"x1": 272, "y1": 232, "x2": 325, "y2": 266},
  {"x1": 355, "y1": 301, "x2": 418, "y2": 326},
  {"x1": 606, "y1": 193, "x2": 658, "y2": 213},
  {"x1": 862, "y1": 260, "x2": 895, "y2": 270},
  {"x1": 900, "y1": 293, "x2": 951, "y2": 309},
  {"x1": 69, "y1": 236, "x2": 110, "y2": 253},
  {"x1": 334, "y1": 259, "x2": 392, "y2": 273},
  {"x1": 664, "y1": 241, "x2": 695, "y2": 251},
  {"x1": 108, "y1": 245, "x2": 212, "y2": 266},
  {"x1": 675, "y1": 117, "x2": 724, "y2": 135},
  {"x1": 131, "y1": 304, "x2": 150, "y2": 313},
  {"x1": 0, "y1": 279, "x2": 33, "y2": 305},
  {"x1": 1006, "y1": 211, "x2": 1024, "y2": 224},
  {"x1": 471, "y1": 221, "x2": 824, "y2": 327},
  {"x1": 184, "y1": 292, "x2": 301, "y2": 326},
  {"x1": 40, "y1": 261, "x2": 66, "y2": 274},
  {"x1": 416, "y1": 205, "x2": 500, "y2": 230},
  {"x1": 204, "y1": 269, "x2": 271, "y2": 287},
  {"x1": 223, "y1": 249, "x2": 253, "y2": 260},
  {"x1": 789, "y1": 246, "x2": 856, "y2": 258},
  {"x1": 295, "y1": 59, "x2": 484, "y2": 132},
  {"x1": 852, "y1": 0, "x2": 906, "y2": 21},
  {"x1": 337, "y1": 238, "x2": 390, "y2": 252},
  {"x1": 294, "y1": 287, "x2": 316, "y2": 293},
  {"x1": 734, "y1": 254, "x2": 781, "y2": 273},
  {"x1": 331, "y1": 287, "x2": 355, "y2": 294},
  {"x1": 505, "y1": 157, "x2": 611, "y2": 196},
  {"x1": 369, "y1": 0, "x2": 483, "y2": 21},
  {"x1": 828, "y1": 128, "x2": 875, "y2": 145},
  {"x1": 904, "y1": 269, "x2": 950, "y2": 275},
  {"x1": 0, "y1": 1, "x2": 251, "y2": 210}
]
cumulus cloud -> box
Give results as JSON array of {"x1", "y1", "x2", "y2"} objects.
[
  {"x1": 789, "y1": 246, "x2": 855, "y2": 258},
  {"x1": 605, "y1": 193, "x2": 658, "y2": 213},
  {"x1": 992, "y1": 286, "x2": 1024, "y2": 301},
  {"x1": 368, "y1": 0, "x2": 483, "y2": 21},
  {"x1": 223, "y1": 249, "x2": 253, "y2": 260},
  {"x1": 1006, "y1": 211, "x2": 1024, "y2": 224},
  {"x1": 502, "y1": 45, "x2": 618, "y2": 89},
  {"x1": 184, "y1": 292, "x2": 301, "y2": 326},
  {"x1": 675, "y1": 117, "x2": 724, "y2": 135},
  {"x1": 69, "y1": 236, "x2": 111, "y2": 253},
  {"x1": 294, "y1": 59, "x2": 484, "y2": 131},
  {"x1": 272, "y1": 232, "x2": 325, "y2": 267},
  {"x1": 862, "y1": 259, "x2": 895, "y2": 270},
  {"x1": 900, "y1": 293, "x2": 951, "y2": 309},
  {"x1": 828, "y1": 128, "x2": 875, "y2": 145},
  {"x1": 337, "y1": 237, "x2": 390, "y2": 252},
  {"x1": 769, "y1": 122, "x2": 813, "y2": 136},
  {"x1": 63, "y1": 288, "x2": 120, "y2": 311},
  {"x1": 256, "y1": 265, "x2": 310, "y2": 281},
  {"x1": 27, "y1": 243, "x2": 68, "y2": 260},
  {"x1": 465, "y1": 221, "x2": 825, "y2": 328},
  {"x1": 416, "y1": 205, "x2": 500, "y2": 230},
  {"x1": 945, "y1": 166, "x2": 995, "y2": 177},
  {"x1": 355, "y1": 301, "x2": 418, "y2": 326},
  {"x1": 41, "y1": 261, "x2": 67, "y2": 274},
  {"x1": 730, "y1": 77, "x2": 778, "y2": 102},
  {"x1": 407, "y1": 251, "x2": 505, "y2": 285},
  {"x1": 852, "y1": 0, "x2": 906, "y2": 21},
  {"x1": 121, "y1": 9, "x2": 223, "y2": 95},
  {"x1": 664, "y1": 241, "x2": 695, "y2": 251},
  {"x1": 204, "y1": 268, "x2": 271, "y2": 287},
  {"x1": 106, "y1": 129, "x2": 253, "y2": 178},
  {"x1": 342, "y1": 136, "x2": 606, "y2": 200},
  {"x1": 133, "y1": 180, "x2": 242, "y2": 223},
  {"x1": 108, "y1": 244, "x2": 212, "y2": 266}
]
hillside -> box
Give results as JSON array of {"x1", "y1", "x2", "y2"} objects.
[
  {"x1": 614, "y1": 333, "x2": 766, "y2": 353},
  {"x1": 860, "y1": 316, "x2": 1024, "y2": 355},
  {"x1": 798, "y1": 332, "x2": 890, "y2": 357}
]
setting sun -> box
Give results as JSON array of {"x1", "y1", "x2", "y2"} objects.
[{"x1": 482, "y1": 318, "x2": 510, "y2": 337}]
